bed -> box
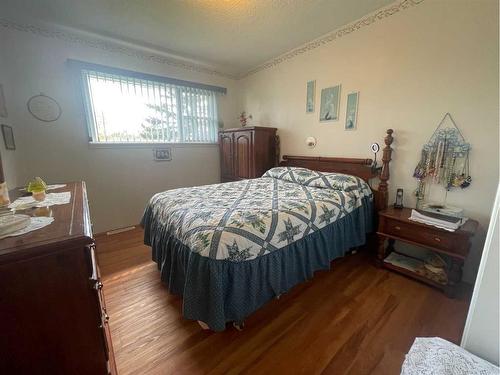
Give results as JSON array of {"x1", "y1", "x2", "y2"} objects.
[{"x1": 142, "y1": 129, "x2": 394, "y2": 331}]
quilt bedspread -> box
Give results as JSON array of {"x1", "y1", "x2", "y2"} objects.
[
  {"x1": 144, "y1": 169, "x2": 372, "y2": 262},
  {"x1": 142, "y1": 167, "x2": 374, "y2": 330}
]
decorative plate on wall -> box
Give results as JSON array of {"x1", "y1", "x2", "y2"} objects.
[{"x1": 27, "y1": 94, "x2": 62, "y2": 122}]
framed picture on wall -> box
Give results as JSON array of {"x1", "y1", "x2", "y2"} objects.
[
  {"x1": 1, "y1": 125, "x2": 15, "y2": 150},
  {"x1": 306, "y1": 80, "x2": 315, "y2": 113},
  {"x1": 345, "y1": 92, "x2": 359, "y2": 130},
  {"x1": 0, "y1": 84, "x2": 7, "y2": 118},
  {"x1": 319, "y1": 85, "x2": 341, "y2": 122}
]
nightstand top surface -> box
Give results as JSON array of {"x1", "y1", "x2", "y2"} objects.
[{"x1": 379, "y1": 207, "x2": 478, "y2": 236}]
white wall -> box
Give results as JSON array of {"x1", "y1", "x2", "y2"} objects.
[
  {"x1": 0, "y1": 26, "x2": 240, "y2": 232},
  {"x1": 0, "y1": 1, "x2": 498, "y2": 284},
  {"x1": 461, "y1": 181, "x2": 500, "y2": 365},
  {"x1": 238, "y1": 0, "x2": 499, "y2": 282},
  {"x1": 0, "y1": 55, "x2": 19, "y2": 187}
]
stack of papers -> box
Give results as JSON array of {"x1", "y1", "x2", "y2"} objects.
[
  {"x1": 384, "y1": 252, "x2": 423, "y2": 272},
  {"x1": 409, "y1": 209, "x2": 467, "y2": 232}
]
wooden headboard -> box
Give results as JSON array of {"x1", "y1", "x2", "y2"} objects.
[{"x1": 279, "y1": 129, "x2": 394, "y2": 212}]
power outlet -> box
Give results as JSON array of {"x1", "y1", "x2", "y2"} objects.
[{"x1": 153, "y1": 148, "x2": 172, "y2": 161}]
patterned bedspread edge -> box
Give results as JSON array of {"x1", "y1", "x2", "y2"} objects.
[{"x1": 142, "y1": 196, "x2": 373, "y2": 331}]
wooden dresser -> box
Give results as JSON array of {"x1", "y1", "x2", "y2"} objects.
[
  {"x1": 0, "y1": 182, "x2": 116, "y2": 374},
  {"x1": 219, "y1": 126, "x2": 278, "y2": 182}
]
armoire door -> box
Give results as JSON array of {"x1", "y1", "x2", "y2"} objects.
[
  {"x1": 234, "y1": 131, "x2": 253, "y2": 179},
  {"x1": 219, "y1": 132, "x2": 234, "y2": 180}
]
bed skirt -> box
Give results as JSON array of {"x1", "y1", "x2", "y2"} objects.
[{"x1": 142, "y1": 198, "x2": 373, "y2": 331}]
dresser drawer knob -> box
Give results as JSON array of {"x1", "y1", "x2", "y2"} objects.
[
  {"x1": 100, "y1": 312, "x2": 110, "y2": 327},
  {"x1": 434, "y1": 237, "x2": 441, "y2": 242},
  {"x1": 394, "y1": 226, "x2": 401, "y2": 230},
  {"x1": 94, "y1": 281, "x2": 103, "y2": 290}
]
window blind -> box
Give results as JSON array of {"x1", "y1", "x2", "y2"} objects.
[{"x1": 79, "y1": 66, "x2": 220, "y2": 144}]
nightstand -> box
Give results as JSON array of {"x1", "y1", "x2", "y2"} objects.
[{"x1": 377, "y1": 207, "x2": 478, "y2": 297}]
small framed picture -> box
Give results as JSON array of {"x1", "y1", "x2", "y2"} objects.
[
  {"x1": 1, "y1": 124, "x2": 15, "y2": 150},
  {"x1": 319, "y1": 85, "x2": 341, "y2": 122},
  {"x1": 306, "y1": 80, "x2": 315, "y2": 113},
  {"x1": 153, "y1": 148, "x2": 172, "y2": 161},
  {"x1": 0, "y1": 85, "x2": 7, "y2": 118},
  {"x1": 345, "y1": 92, "x2": 359, "y2": 130}
]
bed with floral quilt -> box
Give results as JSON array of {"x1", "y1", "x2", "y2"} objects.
[{"x1": 141, "y1": 166, "x2": 374, "y2": 331}]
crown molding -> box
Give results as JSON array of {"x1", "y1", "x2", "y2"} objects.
[
  {"x1": 240, "y1": 0, "x2": 425, "y2": 78},
  {"x1": 0, "y1": 17, "x2": 238, "y2": 80},
  {"x1": 0, "y1": 0, "x2": 425, "y2": 81}
]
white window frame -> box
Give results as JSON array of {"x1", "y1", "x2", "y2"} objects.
[{"x1": 70, "y1": 59, "x2": 225, "y2": 146}]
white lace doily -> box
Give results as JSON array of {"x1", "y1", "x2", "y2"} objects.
[
  {"x1": 401, "y1": 337, "x2": 499, "y2": 375},
  {"x1": 9, "y1": 192, "x2": 71, "y2": 210},
  {"x1": 0, "y1": 216, "x2": 55, "y2": 239},
  {"x1": 46, "y1": 184, "x2": 66, "y2": 191}
]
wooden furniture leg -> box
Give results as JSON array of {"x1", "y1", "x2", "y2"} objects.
[
  {"x1": 387, "y1": 238, "x2": 395, "y2": 253},
  {"x1": 376, "y1": 235, "x2": 386, "y2": 267},
  {"x1": 444, "y1": 258, "x2": 463, "y2": 297}
]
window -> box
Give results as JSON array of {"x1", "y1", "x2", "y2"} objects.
[{"x1": 77, "y1": 62, "x2": 224, "y2": 144}]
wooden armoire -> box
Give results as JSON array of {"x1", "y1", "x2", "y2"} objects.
[{"x1": 219, "y1": 126, "x2": 278, "y2": 182}]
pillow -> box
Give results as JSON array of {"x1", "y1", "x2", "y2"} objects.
[
  {"x1": 263, "y1": 166, "x2": 372, "y2": 198},
  {"x1": 263, "y1": 166, "x2": 318, "y2": 184}
]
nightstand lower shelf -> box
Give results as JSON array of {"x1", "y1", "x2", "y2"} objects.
[{"x1": 382, "y1": 253, "x2": 450, "y2": 294}]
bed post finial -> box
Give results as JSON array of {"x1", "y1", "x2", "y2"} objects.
[{"x1": 377, "y1": 129, "x2": 394, "y2": 210}]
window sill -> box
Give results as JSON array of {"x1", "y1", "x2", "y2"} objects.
[{"x1": 88, "y1": 142, "x2": 219, "y2": 149}]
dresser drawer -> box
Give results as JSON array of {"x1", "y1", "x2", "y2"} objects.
[
  {"x1": 86, "y1": 243, "x2": 116, "y2": 373},
  {"x1": 381, "y1": 217, "x2": 458, "y2": 254}
]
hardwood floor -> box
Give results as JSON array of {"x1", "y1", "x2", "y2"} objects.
[{"x1": 96, "y1": 228, "x2": 471, "y2": 375}]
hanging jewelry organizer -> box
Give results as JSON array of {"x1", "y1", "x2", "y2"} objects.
[{"x1": 413, "y1": 113, "x2": 471, "y2": 209}]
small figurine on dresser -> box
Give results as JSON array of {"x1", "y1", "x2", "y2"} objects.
[
  {"x1": 27, "y1": 177, "x2": 47, "y2": 201},
  {"x1": 239, "y1": 111, "x2": 252, "y2": 127},
  {"x1": 8, "y1": 178, "x2": 70, "y2": 211}
]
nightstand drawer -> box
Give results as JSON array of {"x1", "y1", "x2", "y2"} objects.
[{"x1": 383, "y1": 218, "x2": 454, "y2": 252}]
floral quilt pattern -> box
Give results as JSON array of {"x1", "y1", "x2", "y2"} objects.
[
  {"x1": 263, "y1": 167, "x2": 372, "y2": 197},
  {"x1": 145, "y1": 170, "x2": 372, "y2": 262}
]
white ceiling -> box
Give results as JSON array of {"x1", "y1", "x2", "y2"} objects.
[{"x1": 2, "y1": 0, "x2": 394, "y2": 76}]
